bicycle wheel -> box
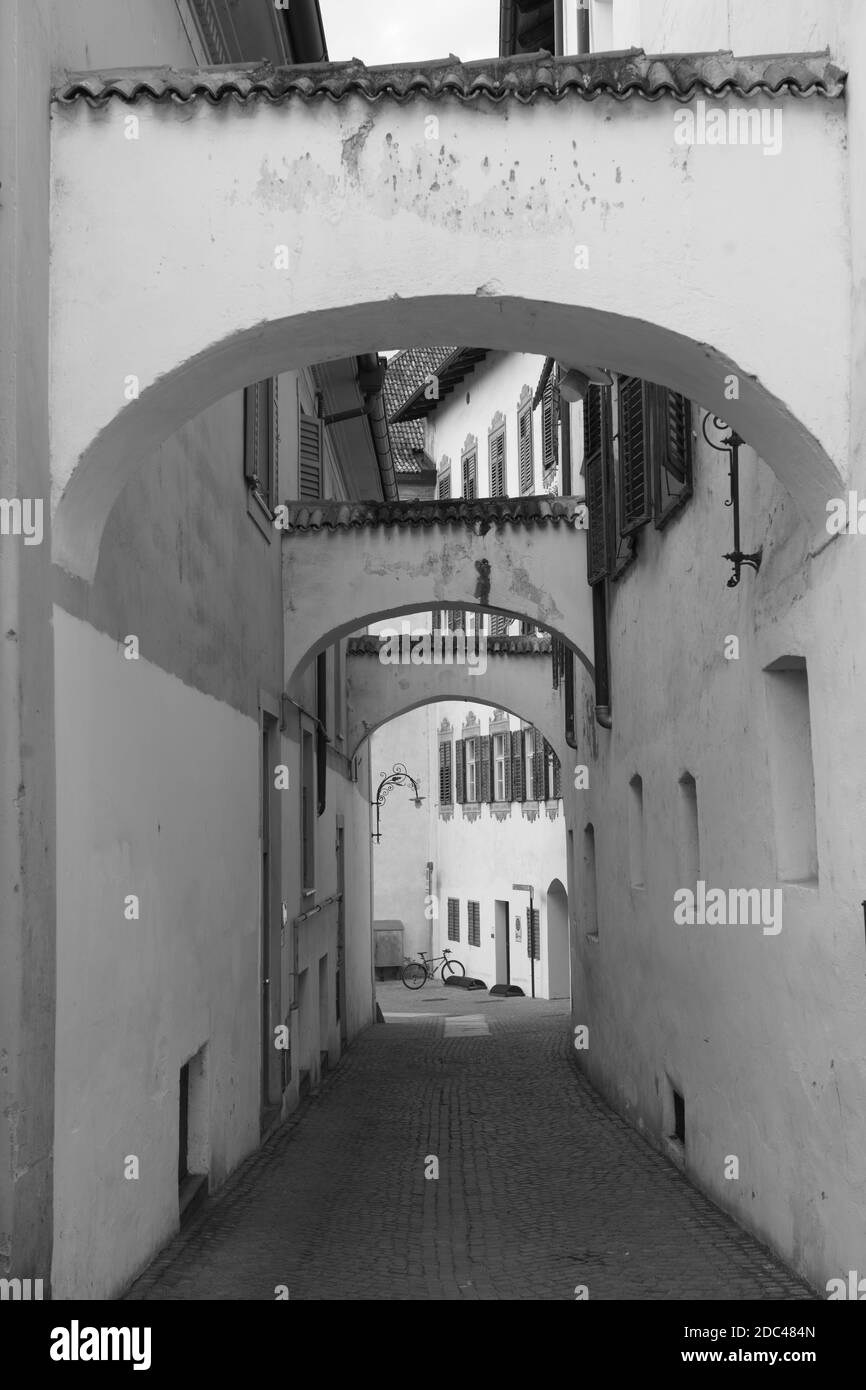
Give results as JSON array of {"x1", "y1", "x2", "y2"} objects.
[
  {"x1": 441, "y1": 957, "x2": 465, "y2": 979},
  {"x1": 401, "y1": 961, "x2": 427, "y2": 990}
]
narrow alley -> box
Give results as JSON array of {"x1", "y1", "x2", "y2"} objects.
[{"x1": 125, "y1": 990, "x2": 813, "y2": 1302}]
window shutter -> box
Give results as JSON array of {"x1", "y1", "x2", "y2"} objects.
[
  {"x1": 532, "y1": 728, "x2": 546, "y2": 801},
  {"x1": 503, "y1": 735, "x2": 513, "y2": 802},
  {"x1": 447, "y1": 898, "x2": 460, "y2": 942},
  {"x1": 455, "y1": 738, "x2": 465, "y2": 804},
  {"x1": 511, "y1": 730, "x2": 525, "y2": 802},
  {"x1": 299, "y1": 412, "x2": 323, "y2": 500},
  {"x1": 480, "y1": 735, "x2": 492, "y2": 803},
  {"x1": 618, "y1": 376, "x2": 652, "y2": 534},
  {"x1": 462, "y1": 450, "x2": 477, "y2": 499},
  {"x1": 439, "y1": 741, "x2": 452, "y2": 804},
  {"x1": 518, "y1": 404, "x2": 534, "y2": 494},
  {"x1": 489, "y1": 428, "x2": 506, "y2": 497},
  {"x1": 542, "y1": 374, "x2": 559, "y2": 471},
  {"x1": 552, "y1": 750, "x2": 562, "y2": 799},
  {"x1": 585, "y1": 384, "x2": 612, "y2": 584},
  {"x1": 438, "y1": 464, "x2": 451, "y2": 499},
  {"x1": 527, "y1": 908, "x2": 540, "y2": 960},
  {"x1": 244, "y1": 380, "x2": 274, "y2": 489}
]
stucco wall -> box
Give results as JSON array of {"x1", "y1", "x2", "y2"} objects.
[{"x1": 570, "y1": 417, "x2": 866, "y2": 1290}]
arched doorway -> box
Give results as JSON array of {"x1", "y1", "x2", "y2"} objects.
[{"x1": 546, "y1": 877, "x2": 570, "y2": 1002}]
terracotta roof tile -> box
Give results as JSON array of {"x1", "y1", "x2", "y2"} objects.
[
  {"x1": 54, "y1": 50, "x2": 846, "y2": 108},
  {"x1": 279, "y1": 495, "x2": 585, "y2": 532}
]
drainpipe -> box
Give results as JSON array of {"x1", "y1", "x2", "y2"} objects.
[
  {"x1": 358, "y1": 353, "x2": 398, "y2": 502},
  {"x1": 500, "y1": 0, "x2": 515, "y2": 56},
  {"x1": 576, "y1": 0, "x2": 591, "y2": 54},
  {"x1": 593, "y1": 583, "x2": 612, "y2": 728}
]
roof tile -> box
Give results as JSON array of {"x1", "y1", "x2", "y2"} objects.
[
  {"x1": 279, "y1": 495, "x2": 585, "y2": 532},
  {"x1": 54, "y1": 50, "x2": 846, "y2": 108}
]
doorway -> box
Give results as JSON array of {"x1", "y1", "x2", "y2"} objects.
[
  {"x1": 494, "y1": 900, "x2": 511, "y2": 986},
  {"x1": 546, "y1": 878, "x2": 570, "y2": 1001}
]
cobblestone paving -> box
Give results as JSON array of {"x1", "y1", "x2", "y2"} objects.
[{"x1": 126, "y1": 985, "x2": 815, "y2": 1301}]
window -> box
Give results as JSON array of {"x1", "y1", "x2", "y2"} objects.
[
  {"x1": 299, "y1": 411, "x2": 323, "y2": 500},
  {"x1": 524, "y1": 730, "x2": 535, "y2": 800},
  {"x1": 653, "y1": 388, "x2": 693, "y2": 526},
  {"x1": 541, "y1": 371, "x2": 559, "y2": 473},
  {"x1": 527, "y1": 908, "x2": 540, "y2": 960},
  {"x1": 511, "y1": 730, "x2": 525, "y2": 802},
  {"x1": 628, "y1": 774, "x2": 645, "y2": 889},
  {"x1": 678, "y1": 773, "x2": 700, "y2": 885},
  {"x1": 489, "y1": 425, "x2": 506, "y2": 497},
  {"x1": 584, "y1": 383, "x2": 612, "y2": 583},
  {"x1": 244, "y1": 379, "x2": 277, "y2": 511},
  {"x1": 543, "y1": 741, "x2": 562, "y2": 800},
  {"x1": 462, "y1": 448, "x2": 477, "y2": 499},
  {"x1": 764, "y1": 658, "x2": 818, "y2": 883},
  {"x1": 438, "y1": 461, "x2": 451, "y2": 499},
  {"x1": 518, "y1": 400, "x2": 534, "y2": 494},
  {"x1": 488, "y1": 614, "x2": 508, "y2": 637},
  {"x1": 468, "y1": 901, "x2": 481, "y2": 947},
  {"x1": 465, "y1": 738, "x2": 478, "y2": 802},
  {"x1": 439, "y1": 740, "x2": 453, "y2": 805},
  {"x1": 493, "y1": 733, "x2": 508, "y2": 801},
  {"x1": 584, "y1": 824, "x2": 598, "y2": 940},
  {"x1": 447, "y1": 898, "x2": 460, "y2": 942},
  {"x1": 672, "y1": 1086, "x2": 686, "y2": 1146}
]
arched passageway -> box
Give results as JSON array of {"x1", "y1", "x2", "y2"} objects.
[{"x1": 50, "y1": 52, "x2": 848, "y2": 579}]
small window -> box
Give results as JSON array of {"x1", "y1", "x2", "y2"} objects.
[
  {"x1": 447, "y1": 898, "x2": 460, "y2": 942},
  {"x1": 493, "y1": 733, "x2": 508, "y2": 801},
  {"x1": 628, "y1": 774, "x2": 645, "y2": 889},
  {"x1": 468, "y1": 901, "x2": 481, "y2": 947},
  {"x1": 584, "y1": 824, "x2": 599, "y2": 939},
  {"x1": 438, "y1": 461, "x2": 451, "y2": 499},
  {"x1": 764, "y1": 658, "x2": 818, "y2": 883},
  {"x1": 678, "y1": 773, "x2": 700, "y2": 885},
  {"x1": 465, "y1": 738, "x2": 478, "y2": 803}
]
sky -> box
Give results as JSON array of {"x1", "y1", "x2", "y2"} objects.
[{"x1": 319, "y1": 0, "x2": 500, "y2": 66}]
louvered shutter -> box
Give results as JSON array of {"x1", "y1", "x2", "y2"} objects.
[
  {"x1": 462, "y1": 451, "x2": 477, "y2": 500},
  {"x1": 618, "y1": 376, "x2": 652, "y2": 534},
  {"x1": 542, "y1": 373, "x2": 559, "y2": 471},
  {"x1": 480, "y1": 735, "x2": 492, "y2": 802},
  {"x1": 585, "y1": 384, "x2": 612, "y2": 584},
  {"x1": 439, "y1": 741, "x2": 452, "y2": 804},
  {"x1": 527, "y1": 908, "x2": 540, "y2": 960},
  {"x1": 438, "y1": 465, "x2": 451, "y2": 499},
  {"x1": 511, "y1": 730, "x2": 524, "y2": 802},
  {"x1": 299, "y1": 412, "x2": 323, "y2": 500},
  {"x1": 503, "y1": 734, "x2": 512, "y2": 802},
  {"x1": 532, "y1": 728, "x2": 546, "y2": 801},
  {"x1": 518, "y1": 405, "x2": 534, "y2": 494},
  {"x1": 552, "y1": 750, "x2": 562, "y2": 799},
  {"x1": 244, "y1": 380, "x2": 273, "y2": 486},
  {"x1": 455, "y1": 738, "x2": 465, "y2": 804},
  {"x1": 489, "y1": 428, "x2": 506, "y2": 497}
]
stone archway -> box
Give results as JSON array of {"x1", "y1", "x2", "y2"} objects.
[{"x1": 50, "y1": 53, "x2": 848, "y2": 579}]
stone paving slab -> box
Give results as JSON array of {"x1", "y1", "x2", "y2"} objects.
[{"x1": 125, "y1": 983, "x2": 815, "y2": 1301}]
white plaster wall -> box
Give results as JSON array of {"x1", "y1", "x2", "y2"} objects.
[
  {"x1": 372, "y1": 706, "x2": 438, "y2": 962},
  {"x1": 569, "y1": 418, "x2": 866, "y2": 1290},
  {"x1": 632, "y1": 0, "x2": 849, "y2": 60},
  {"x1": 53, "y1": 612, "x2": 261, "y2": 1299}
]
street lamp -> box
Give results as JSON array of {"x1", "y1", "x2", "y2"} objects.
[
  {"x1": 371, "y1": 763, "x2": 425, "y2": 844},
  {"x1": 512, "y1": 882, "x2": 536, "y2": 999}
]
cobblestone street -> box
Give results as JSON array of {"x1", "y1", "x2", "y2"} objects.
[{"x1": 127, "y1": 986, "x2": 815, "y2": 1301}]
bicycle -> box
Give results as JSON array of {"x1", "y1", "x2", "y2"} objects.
[{"x1": 401, "y1": 948, "x2": 466, "y2": 990}]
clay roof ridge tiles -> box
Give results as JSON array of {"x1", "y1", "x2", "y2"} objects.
[
  {"x1": 346, "y1": 633, "x2": 553, "y2": 655},
  {"x1": 278, "y1": 496, "x2": 585, "y2": 532},
  {"x1": 54, "y1": 50, "x2": 846, "y2": 108}
]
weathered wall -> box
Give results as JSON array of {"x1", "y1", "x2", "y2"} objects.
[
  {"x1": 372, "y1": 707, "x2": 438, "y2": 963},
  {"x1": 50, "y1": 71, "x2": 849, "y2": 578},
  {"x1": 570, "y1": 415, "x2": 866, "y2": 1290}
]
